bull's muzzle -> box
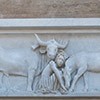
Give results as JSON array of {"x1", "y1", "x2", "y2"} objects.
[{"x1": 47, "y1": 53, "x2": 55, "y2": 60}]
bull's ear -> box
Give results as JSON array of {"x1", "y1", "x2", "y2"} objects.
[
  {"x1": 39, "y1": 47, "x2": 47, "y2": 54},
  {"x1": 31, "y1": 43, "x2": 39, "y2": 50}
]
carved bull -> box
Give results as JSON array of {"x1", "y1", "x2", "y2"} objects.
[
  {"x1": 0, "y1": 34, "x2": 68, "y2": 92},
  {"x1": 32, "y1": 34, "x2": 69, "y2": 60},
  {"x1": 63, "y1": 51, "x2": 100, "y2": 92},
  {"x1": 32, "y1": 34, "x2": 69, "y2": 92},
  {"x1": 0, "y1": 47, "x2": 38, "y2": 91}
]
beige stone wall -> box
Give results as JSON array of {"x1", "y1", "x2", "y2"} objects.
[{"x1": 0, "y1": 0, "x2": 100, "y2": 18}]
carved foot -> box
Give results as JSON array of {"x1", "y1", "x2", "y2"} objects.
[
  {"x1": 69, "y1": 88, "x2": 74, "y2": 92},
  {"x1": 41, "y1": 89, "x2": 53, "y2": 94},
  {"x1": 61, "y1": 85, "x2": 67, "y2": 92},
  {"x1": 38, "y1": 88, "x2": 58, "y2": 94},
  {"x1": 60, "y1": 90, "x2": 68, "y2": 94},
  {"x1": 50, "y1": 90, "x2": 57, "y2": 94}
]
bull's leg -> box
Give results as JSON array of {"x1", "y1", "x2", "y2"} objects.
[
  {"x1": 0, "y1": 73, "x2": 8, "y2": 91},
  {"x1": 27, "y1": 68, "x2": 36, "y2": 91},
  {"x1": 0, "y1": 72, "x2": 3, "y2": 88},
  {"x1": 69, "y1": 66, "x2": 87, "y2": 92},
  {"x1": 83, "y1": 72, "x2": 88, "y2": 92}
]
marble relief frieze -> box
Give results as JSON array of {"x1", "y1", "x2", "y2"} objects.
[{"x1": 0, "y1": 19, "x2": 100, "y2": 96}]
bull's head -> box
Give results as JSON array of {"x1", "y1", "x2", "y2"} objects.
[{"x1": 32, "y1": 34, "x2": 69, "y2": 60}]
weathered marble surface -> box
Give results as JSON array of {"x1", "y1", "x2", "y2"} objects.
[
  {"x1": 0, "y1": 33, "x2": 100, "y2": 96},
  {"x1": 0, "y1": 19, "x2": 100, "y2": 97}
]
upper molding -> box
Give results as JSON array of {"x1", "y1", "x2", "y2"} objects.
[{"x1": 0, "y1": 18, "x2": 100, "y2": 28}]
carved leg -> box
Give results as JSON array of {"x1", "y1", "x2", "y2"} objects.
[
  {"x1": 27, "y1": 69, "x2": 36, "y2": 91},
  {"x1": 69, "y1": 66, "x2": 87, "y2": 92},
  {"x1": 53, "y1": 75, "x2": 58, "y2": 91},
  {"x1": 54, "y1": 69, "x2": 66, "y2": 91},
  {"x1": 51, "y1": 62, "x2": 67, "y2": 92},
  {"x1": 0, "y1": 73, "x2": 9, "y2": 91},
  {"x1": 0, "y1": 73, "x2": 3, "y2": 88},
  {"x1": 83, "y1": 72, "x2": 88, "y2": 92}
]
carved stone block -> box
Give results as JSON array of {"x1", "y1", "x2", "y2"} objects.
[{"x1": 0, "y1": 18, "x2": 99, "y2": 97}]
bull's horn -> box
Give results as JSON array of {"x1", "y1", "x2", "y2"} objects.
[
  {"x1": 57, "y1": 40, "x2": 70, "y2": 49},
  {"x1": 34, "y1": 34, "x2": 47, "y2": 46}
]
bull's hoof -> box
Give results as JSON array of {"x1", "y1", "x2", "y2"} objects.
[{"x1": 26, "y1": 88, "x2": 32, "y2": 92}]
